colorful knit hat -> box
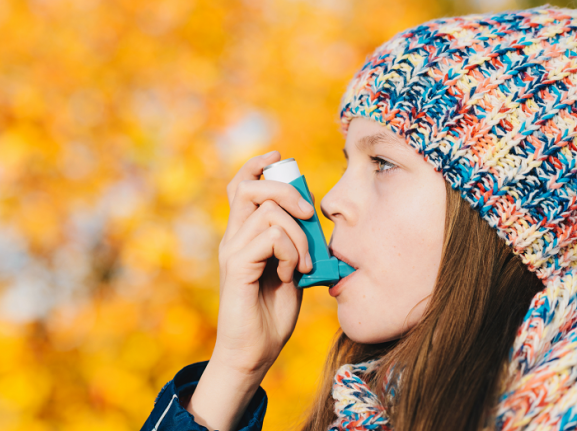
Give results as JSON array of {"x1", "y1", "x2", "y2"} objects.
[{"x1": 330, "y1": 5, "x2": 577, "y2": 431}]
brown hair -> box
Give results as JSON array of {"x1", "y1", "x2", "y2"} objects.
[{"x1": 296, "y1": 181, "x2": 545, "y2": 431}]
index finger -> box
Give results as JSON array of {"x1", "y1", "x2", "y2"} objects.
[{"x1": 226, "y1": 151, "x2": 281, "y2": 206}]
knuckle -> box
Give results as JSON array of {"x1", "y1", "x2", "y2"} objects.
[
  {"x1": 259, "y1": 199, "x2": 277, "y2": 213},
  {"x1": 236, "y1": 180, "x2": 251, "y2": 197},
  {"x1": 269, "y1": 225, "x2": 284, "y2": 240}
]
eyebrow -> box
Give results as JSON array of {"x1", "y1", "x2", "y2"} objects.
[{"x1": 342, "y1": 132, "x2": 404, "y2": 159}]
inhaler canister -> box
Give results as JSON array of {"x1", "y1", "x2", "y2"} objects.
[{"x1": 262, "y1": 158, "x2": 356, "y2": 288}]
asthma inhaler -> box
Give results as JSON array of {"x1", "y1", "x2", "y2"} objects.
[{"x1": 262, "y1": 158, "x2": 356, "y2": 289}]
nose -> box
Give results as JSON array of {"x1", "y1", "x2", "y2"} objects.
[{"x1": 320, "y1": 173, "x2": 357, "y2": 225}]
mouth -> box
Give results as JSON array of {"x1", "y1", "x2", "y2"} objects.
[{"x1": 328, "y1": 246, "x2": 359, "y2": 270}]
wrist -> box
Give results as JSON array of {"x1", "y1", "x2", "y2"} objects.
[
  {"x1": 211, "y1": 346, "x2": 274, "y2": 379},
  {"x1": 187, "y1": 356, "x2": 267, "y2": 431}
]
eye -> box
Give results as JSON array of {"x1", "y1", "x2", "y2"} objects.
[{"x1": 371, "y1": 156, "x2": 397, "y2": 176}]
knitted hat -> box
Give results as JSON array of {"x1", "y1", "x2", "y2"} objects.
[{"x1": 330, "y1": 5, "x2": 577, "y2": 430}]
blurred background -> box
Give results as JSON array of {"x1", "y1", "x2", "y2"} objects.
[{"x1": 0, "y1": 0, "x2": 571, "y2": 429}]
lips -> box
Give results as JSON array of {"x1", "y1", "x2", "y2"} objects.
[
  {"x1": 328, "y1": 246, "x2": 359, "y2": 270},
  {"x1": 328, "y1": 269, "x2": 356, "y2": 297}
]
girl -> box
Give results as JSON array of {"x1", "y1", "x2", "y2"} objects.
[{"x1": 142, "y1": 5, "x2": 577, "y2": 431}]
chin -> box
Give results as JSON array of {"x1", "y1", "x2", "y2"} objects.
[{"x1": 339, "y1": 312, "x2": 403, "y2": 344}]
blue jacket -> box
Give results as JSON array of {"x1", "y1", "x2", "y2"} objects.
[{"x1": 141, "y1": 360, "x2": 268, "y2": 431}]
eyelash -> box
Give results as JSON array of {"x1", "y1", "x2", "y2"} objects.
[
  {"x1": 370, "y1": 156, "x2": 397, "y2": 175},
  {"x1": 341, "y1": 157, "x2": 398, "y2": 175}
]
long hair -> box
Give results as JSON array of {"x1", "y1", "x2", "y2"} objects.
[{"x1": 296, "y1": 181, "x2": 545, "y2": 431}]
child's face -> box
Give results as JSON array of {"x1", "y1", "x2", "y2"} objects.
[{"x1": 321, "y1": 116, "x2": 447, "y2": 343}]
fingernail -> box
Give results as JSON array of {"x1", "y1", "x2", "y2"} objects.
[
  {"x1": 306, "y1": 253, "x2": 312, "y2": 269},
  {"x1": 299, "y1": 197, "x2": 313, "y2": 213},
  {"x1": 263, "y1": 150, "x2": 276, "y2": 157}
]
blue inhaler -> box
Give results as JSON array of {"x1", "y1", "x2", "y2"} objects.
[{"x1": 262, "y1": 158, "x2": 356, "y2": 289}]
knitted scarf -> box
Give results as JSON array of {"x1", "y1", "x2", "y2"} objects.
[{"x1": 329, "y1": 5, "x2": 577, "y2": 430}]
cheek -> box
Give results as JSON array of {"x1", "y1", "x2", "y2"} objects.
[
  {"x1": 339, "y1": 177, "x2": 445, "y2": 343},
  {"x1": 367, "y1": 184, "x2": 445, "y2": 280}
]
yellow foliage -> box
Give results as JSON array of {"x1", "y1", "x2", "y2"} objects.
[{"x1": 0, "y1": 368, "x2": 52, "y2": 413}]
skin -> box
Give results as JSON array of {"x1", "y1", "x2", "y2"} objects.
[
  {"x1": 321, "y1": 116, "x2": 447, "y2": 343},
  {"x1": 186, "y1": 116, "x2": 446, "y2": 430}
]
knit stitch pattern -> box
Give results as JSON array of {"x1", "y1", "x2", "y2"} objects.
[
  {"x1": 330, "y1": 5, "x2": 577, "y2": 431},
  {"x1": 329, "y1": 360, "x2": 391, "y2": 431}
]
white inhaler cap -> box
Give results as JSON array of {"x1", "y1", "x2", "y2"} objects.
[{"x1": 262, "y1": 158, "x2": 301, "y2": 183}]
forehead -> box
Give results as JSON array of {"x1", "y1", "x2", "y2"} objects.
[
  {"x1": 343, "y1": 129, "x2": 408, "y2": 158},
  {"x1": 356, "y1": 132, "x2": 396, "y2": 151}
]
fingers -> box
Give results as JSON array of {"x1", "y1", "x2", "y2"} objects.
[
  {"x1": 241, "y1": 225, "x2": 301, "y2": 284},
  {"x1": 225, "y1": 180, "x2": 314, "y2": 243},
  {"x1": 226, "y1": 151, "x2": 280, "y2": 206},
  {"x1": 221, "y1": 151, "x2": 316, "y2": 283},
  {"x1": 226, "y1": 200, "x2": 312, "y2": 274}
]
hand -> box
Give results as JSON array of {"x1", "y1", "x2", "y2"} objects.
[{"x1": 212, "y1": 151, "x2": 314, "y2": 376}]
